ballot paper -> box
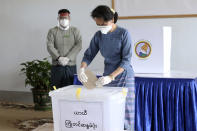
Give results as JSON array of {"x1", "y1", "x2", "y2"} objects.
[{"x1": 82, "y1": 69, "x2": 99, "y2": 89}]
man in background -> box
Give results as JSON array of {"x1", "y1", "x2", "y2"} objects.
[{"x1": 47, "y1": 9, "x2": 82, "y2": 88}]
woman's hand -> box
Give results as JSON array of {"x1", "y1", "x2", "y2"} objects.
[
  {"x1": 78, "y1": 67, "x2": 88, "y2": 83},
  {"x1": 96, "y1": 67, "x2": 124, "y2": 86},
  {"x1": 96, "y1": 75, "x2": 113, "y2": 86},
  {"x1": 78, "y1": 62, "x2": 88, "y2": 83}
]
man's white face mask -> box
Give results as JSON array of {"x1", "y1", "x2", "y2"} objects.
[
  {"x1": 59, "y1": 19, "x2": 69, "y2": 29},
  {"x1": 98, "y1": 25, "x2": 112, "y2": 34}
]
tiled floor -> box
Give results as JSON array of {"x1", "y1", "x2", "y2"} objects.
[{"x1": 0, "y1": 103, "x2": 52, "y2": 131}]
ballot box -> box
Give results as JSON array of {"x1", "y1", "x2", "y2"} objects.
[{"x1": 49, "y1": 85, "x2": 128, "y2": 131}]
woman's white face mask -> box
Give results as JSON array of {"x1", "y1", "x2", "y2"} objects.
[
  {"x1": 98, "y1": 25, "x2": 112, "y2": 34},
  {"x1": 59, "y1": 19, "x2": 69, "y2": 28}
]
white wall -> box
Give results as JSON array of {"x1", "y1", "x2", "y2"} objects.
[
  {"x1": 114, "y1": 0, "x2": 197, "y2": 16},
  {"x1": 0, "y1": 0, "x2": 110, "y2": 92},
  {"x1": 0, "y1": 0, "x2": 197, "y2": 92}
]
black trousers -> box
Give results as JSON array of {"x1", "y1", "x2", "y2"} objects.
[{"x1": 51, "y1": 65, "x2": 77, "y2": 89}]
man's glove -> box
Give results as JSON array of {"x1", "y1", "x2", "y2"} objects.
[{"x1": 58, "y1": 57, "x2": 69, "y2": 66}]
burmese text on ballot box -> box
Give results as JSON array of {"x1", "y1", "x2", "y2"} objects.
[{"x1": 49, "y1": 85, "x2": 127, "y2": 131}]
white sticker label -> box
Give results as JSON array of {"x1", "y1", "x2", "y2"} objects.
[{"x1": 59, "y1": 100, "x2": 103, "y2": 131}]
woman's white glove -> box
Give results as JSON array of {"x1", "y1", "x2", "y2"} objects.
[
  {"x1": 96, "y1": 76, "x2": 113, "y2": 86},
  {"x1": 78, "y1": 68, "x2": 88, "y2": 83},
  {"x1": 58, "y1": 57, "x2": 69, "y2": 66}
]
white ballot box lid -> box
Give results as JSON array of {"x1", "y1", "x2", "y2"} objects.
[{"x1": 49, "y1": 85, "x2": 128, "y2": 102}]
